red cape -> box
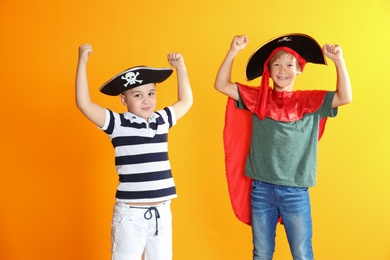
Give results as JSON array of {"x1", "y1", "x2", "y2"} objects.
[{"x1": 223, "y1": 85, "x2": 328, "y2": 225}]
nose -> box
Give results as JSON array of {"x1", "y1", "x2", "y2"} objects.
[
  {"x1": 279, "y1": 66, "x2": 288, "y2": 74},
  {"x1": 142, "y1": 96, "x2": 150, "y2": 104}
]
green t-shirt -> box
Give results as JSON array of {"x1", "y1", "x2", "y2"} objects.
[{"x1": 238, "y1": 91, "x2": 337, "y2": 187}]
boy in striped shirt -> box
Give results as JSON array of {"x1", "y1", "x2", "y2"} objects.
[{"x1": 76, "y1": 44, "x2": 193, "y2": 260}]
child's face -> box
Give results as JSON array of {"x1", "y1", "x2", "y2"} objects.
[
  {"x1": 120, "y1": 83, "x2": 157, "y2": 120},
  {"x1": 269, "y1": 53, "x2": 301, "y2": 92}
]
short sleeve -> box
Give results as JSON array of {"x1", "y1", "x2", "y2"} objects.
[
  {"x1": 164, "y1": 106, "x2": 177, "y2": 128},
  {"x1": 100, "y1": 109, "x2": 116, "y2": 135},
  {"x1": 318, "y1": 91, "x2": 338, "y2": 118}
]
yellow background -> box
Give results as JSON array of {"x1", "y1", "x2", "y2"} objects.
[{"x1": 1, "y1": 0, "x2": 389, "y2": 259}]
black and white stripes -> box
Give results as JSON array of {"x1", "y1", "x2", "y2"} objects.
[{"x1": 101, "y1": 107, "x2": 177, "y2": 203}]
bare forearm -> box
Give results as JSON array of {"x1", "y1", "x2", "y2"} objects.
[
  {"x1": 214, "y1": 35, "x2": 249, "y2": 99},
  {"x1": 333, "y1": 59, "x2": 352, "y2": 107},
  {"x1": 174, "y1": 66, "x2": 193, "y2": 119},
  {"x1": 75, "y1": 62, "x2": 93, "y2": 111},
  {"x1": 214, "y1": 50, "x2": 240, "y2": 100},
  {"x1": 322, "y1": 44, "x2": 352, "y2": 108},
  {"x1": 75, "y1": 45, "x2": 106, "y2": 127},
  {"x1": 167, "y1": 53, "x2": 193, "y2": 120},
  {"x1": 214, "y1": 50, "x2": 236, "y2": 91},
  {"x1": 177, "y1": 67, "x2": 192, "y2": 104}
]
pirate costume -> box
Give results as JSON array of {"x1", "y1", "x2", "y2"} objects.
[
  {"x1": 99, "y1": 67, "x2": 177, "y2": 260},
  {"x1": 222, "y1": 33, "x2": 338, "y2": 259}
]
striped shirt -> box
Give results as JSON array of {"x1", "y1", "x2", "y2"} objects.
[{"x1": 101, "y1": 106, "x2": 177, "y2": 203}]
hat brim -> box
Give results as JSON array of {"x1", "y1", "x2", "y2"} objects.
[
  {"x1": 100, "y1": 66, "x2": 173, "y2": 96},
  {"x1": 246, "y1": 33, "x2": 327, "y2": 81}
]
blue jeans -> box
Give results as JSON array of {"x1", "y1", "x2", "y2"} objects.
[{"x1": 251, "y1": 180, "x2": 314, "y2": 260}]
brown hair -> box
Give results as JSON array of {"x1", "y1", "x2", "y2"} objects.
[{"x1": 268, "y1": 50, "x2": 301, "y2": 70}]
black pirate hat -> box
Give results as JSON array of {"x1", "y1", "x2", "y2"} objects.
[
  {"x1": 100, "y1": 66, "x2": 173, "y2": 96},
  {"x1": 245, "y1": 33, "x2": 327, "y2": 120},
  {"x1": 246, "y1": 33, "x2": 326, "y2": 81}
]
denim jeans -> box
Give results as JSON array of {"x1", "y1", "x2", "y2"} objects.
[{"x1": 251, "y1": 180, "x2": 314, "y2": 260}]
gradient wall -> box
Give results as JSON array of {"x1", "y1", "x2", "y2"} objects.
[{"x1": 1, "y1": 0, "x2": 389, "y2": 259}]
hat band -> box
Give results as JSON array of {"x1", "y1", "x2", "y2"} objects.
[
  {"x1": 256, "y1": 47, "x2": 307, "y2": 120},
  {"x1": 265, "y1": 47, "x2": 307, "y2": 72}
]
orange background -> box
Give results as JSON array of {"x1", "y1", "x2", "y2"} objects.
[{"x1": 1, "y1": 0, "x2": 390, "y2": 259}]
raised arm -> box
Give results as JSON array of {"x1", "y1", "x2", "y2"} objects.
[
  {"x1": 75, "y1": 44, "x2": 106, "y2": 128},
  {"x1": 322, "y1": 44, "x2": 352, "y2": 108},
  {"x1": 214, "y1": 35, "x2": 249, "y2": 100},
  {"x1": 167, "y1": 53, "x2": 193, "y2": 120}
]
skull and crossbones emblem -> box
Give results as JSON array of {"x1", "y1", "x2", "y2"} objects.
[
  {"x1": 121, "y1": 71, "x2": 143, "y2": 87},
  {"x1": 277, "y1": 36, "x2": 292, "y2": 43}
]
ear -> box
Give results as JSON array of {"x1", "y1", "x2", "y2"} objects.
[{"x1": 119, "y1": 94, "x2": 127, "y2": 106}]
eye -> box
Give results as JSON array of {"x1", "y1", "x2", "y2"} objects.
[
  {"x1": 134, "y1": 94, "x2": 141, "y2": 98},
  {"x1": 148, "y1": 91, "x2": 155, "y2": 96}
]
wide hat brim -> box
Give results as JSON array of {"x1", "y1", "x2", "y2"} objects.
[
  {"x1": 246, "y1": 33, "x2": 327, "y2": 81},
  {"x1": 100, "y1": 66, "x2": 173, "y2": 96}
]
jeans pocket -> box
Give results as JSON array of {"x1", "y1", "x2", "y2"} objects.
[{"x1": 251, "y1": 180, "x2": 264, "y2": 191}]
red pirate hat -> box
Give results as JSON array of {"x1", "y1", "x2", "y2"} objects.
[{"x1": 100, "y1": 66, "x2": 173, "y2": 96}]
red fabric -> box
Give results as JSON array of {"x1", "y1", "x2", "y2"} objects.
[
  {"x1": 256, "y1": 47, "x2": 307, "y2": 120},
  {"x1": 223, "y1": 98, "x2": 253, "y2": 225},
  {"x1": 238, "y1": 84, "x2": 328, "y2": 122},
  {"x1": 223, "y1": 87, "x2": 329, "y2": 226}
]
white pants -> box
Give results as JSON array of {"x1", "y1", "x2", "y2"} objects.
[{"x1": 111, "y1": 201, "x2": 172, "y2": 260}]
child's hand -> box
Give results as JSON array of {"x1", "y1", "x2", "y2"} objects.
[
  {"x1": 230, "y1": 35, "x2": 249, "y2": 53},
  {"x1": 78, "y1": 43, "x2": 93, "y2": 64},
  {"x1": 323, "y1": 44, "x2": 343, "y2": 62},
  {"x1": 167, "y1": 52, "x2": 185, "y2": 70}
]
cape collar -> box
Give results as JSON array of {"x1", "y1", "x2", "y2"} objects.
[{"x1": 238, "y1": 83, "x2": 327, "y2": 122}]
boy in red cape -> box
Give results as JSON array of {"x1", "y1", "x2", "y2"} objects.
[{"x1": 214, "y1": 34, "x2": 352, "y2": 260}]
